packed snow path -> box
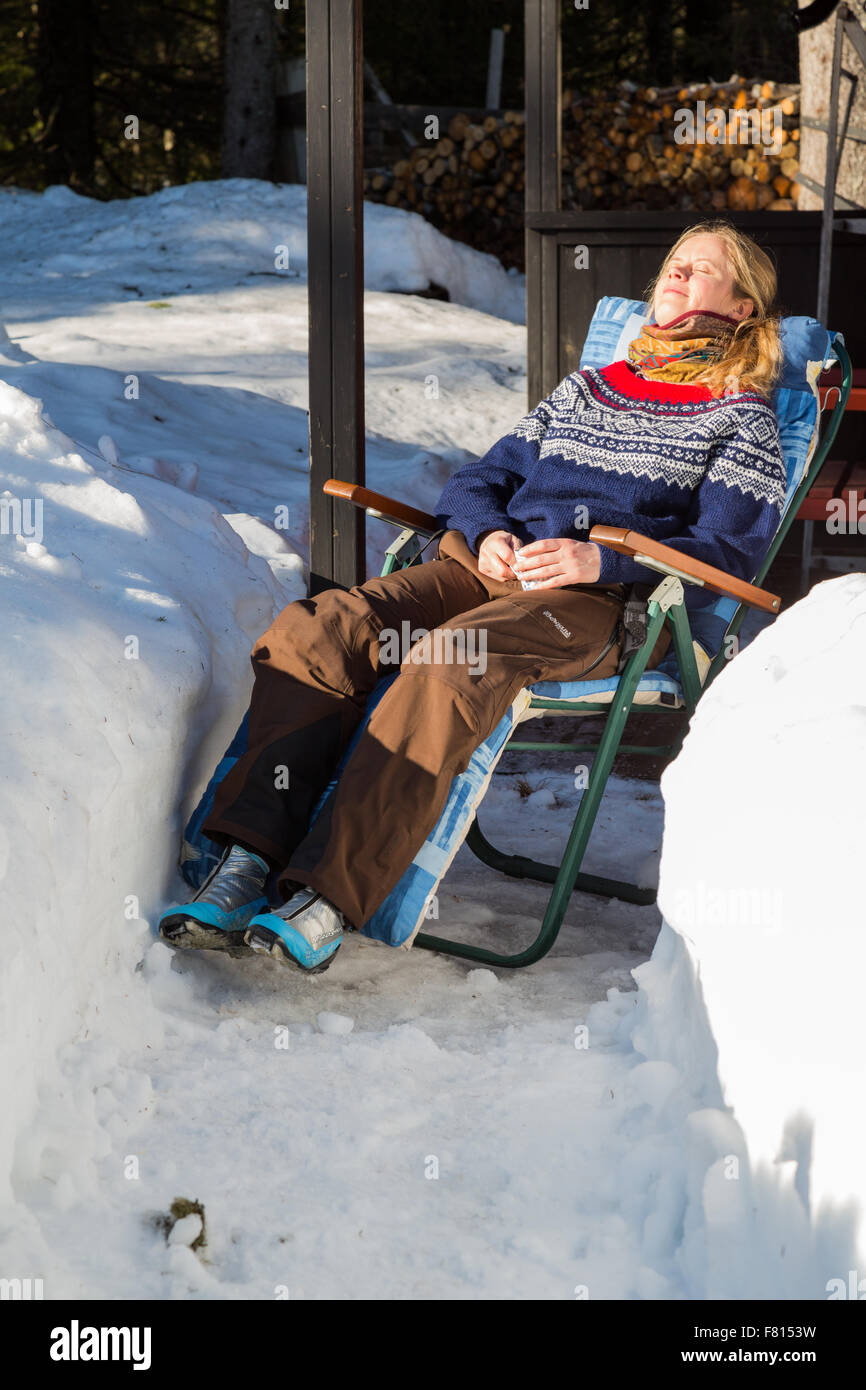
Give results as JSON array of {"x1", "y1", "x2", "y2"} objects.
[{"x1": 22, "y1": 796, "x2": 672, "y2": 1301}]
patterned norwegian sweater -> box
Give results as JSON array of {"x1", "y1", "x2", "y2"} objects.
[{"x1": 433, "y1": 359, "x2": 787, "y2": 609}]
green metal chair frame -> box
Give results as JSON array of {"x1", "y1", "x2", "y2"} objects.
[{"x1": 325, "y1": 335, "x2": 852, "y2": 969}]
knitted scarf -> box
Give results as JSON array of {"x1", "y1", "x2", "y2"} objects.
[{"x1": 627, "y1": 309, "x2": 740, "y2": 386}]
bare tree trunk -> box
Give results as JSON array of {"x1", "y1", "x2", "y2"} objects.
[
  {"x1": 221, "y1": 0, "x2": 276, "y2": 179},
  {"x1": 798, "y1": 0, "x2": 866, "y2": 211},
  {"x1": 37, "y1": 0, "x2": 95, "y2": 190}
]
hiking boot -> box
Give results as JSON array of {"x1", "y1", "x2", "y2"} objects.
[
  {"x1": 159, "y1": 844, "x2": 270, "y2": 955},
  {"x1": 244, "y1": 887, "x2": 345, "y2": 974}
]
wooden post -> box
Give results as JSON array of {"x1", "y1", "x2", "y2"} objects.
[
  {"x1": 817, "y1": 9, "x2": 846, "y2": 326},
  {"x1": 524, "y1": 0, "x2": 561, "y2": 408},
  {"x1": 306, "y1": 0, "x2": 366, "y2": 595}
]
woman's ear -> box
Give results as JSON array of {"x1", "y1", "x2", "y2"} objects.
[{"x1": 732, "y1": 297, "x2": 755, "y2": 321}]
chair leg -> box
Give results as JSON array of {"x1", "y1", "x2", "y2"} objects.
[
  {"x1": 413, "y1": 603, "x2": 669, "y2": 968},
  {"x1": 800, "y1": 520, "x2": 814, "y2": 595},
  {"x1": 464, "y1": 815, "x2": 656, "y2": 906}
]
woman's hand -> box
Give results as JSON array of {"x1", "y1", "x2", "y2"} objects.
[
  {"x1": 477, "y1": 529, "x2": 522, "y2": 580},
  {"x1": 511, "y1": 537, "x2": 602, "y2": 587}
]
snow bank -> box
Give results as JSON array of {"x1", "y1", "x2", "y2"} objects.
[
  {"x1": 0, "y1": 375, "x2": 296, "y2": 1242},
  {"x1": 590, "y1": 575, "x2": 866, "y2": 1298},
  {"x1": 0, "y1": 180, "x2": 524, "y2": 323}
]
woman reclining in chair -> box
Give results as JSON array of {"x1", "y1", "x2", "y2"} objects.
[{"x1": 159, "y1": 219, "x2": 787, "y2": 974}]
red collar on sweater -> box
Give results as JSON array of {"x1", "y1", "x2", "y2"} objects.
[{"x1": 598, "y1": 358, "x2": 714, "y2": 403}]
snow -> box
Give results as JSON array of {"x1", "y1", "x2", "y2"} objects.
[
  {"x1": 0, "y1": 177, "x2": 862, "y2": 1300},
  {"x1": 0, "y1": 180, "x2": 525, "y2": 326},
  {"x1": 166, "y1": 1214, "x2": 204, "y2": 1248},
  {"x1": 0, "y1": 369, "x2": 293, "y2": 1235},
  {"x1": 315, "y1": 1011, "x2": 355, "y2": 1036},
  {"x1": 644, "y1": 573, "x2": 866, "y2": 1297},
  {"x1": 0, "y1": 181, "x2": 526, "y2": 586}
]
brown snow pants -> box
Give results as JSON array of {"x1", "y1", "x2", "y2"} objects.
[{"x1": 203, "y1": 529, "x2": 670, "y2": 930}]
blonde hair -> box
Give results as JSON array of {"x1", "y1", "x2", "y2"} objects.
[{"x1": 643, "y1": 220, "x2": 784, "y2": 399}]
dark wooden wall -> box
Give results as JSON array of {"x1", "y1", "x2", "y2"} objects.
[{"x1": 525, "y1": 210, "x2": 866, "y2": 402}]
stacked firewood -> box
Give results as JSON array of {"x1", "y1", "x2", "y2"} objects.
[
  {"x1": 362, "y1": 78, "x2": 801, "y2": 270},
  {"x1": 364, "y1": 109, "x2": 528, "y2": 270},
  {"x1": 564, "y1": 78, "x2": 801, "y2": 214}
]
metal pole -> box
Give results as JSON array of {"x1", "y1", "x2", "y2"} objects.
[
  {"x1": 817, "y1": 8, "x2": 845, "y2": 325},
  {"x1": 524, "y1": 0, "x2": 561, "y2": 407}
]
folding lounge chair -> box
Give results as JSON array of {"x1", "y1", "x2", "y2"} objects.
[{"x1": 178, "y1": 297, "x2": 852, "y2": 970}]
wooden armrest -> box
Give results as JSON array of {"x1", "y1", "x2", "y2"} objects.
[
  {"x1": 323, "y1": 479, "x2": 438, "y2": 533},
  {"x1": 589, "y1": 525, "x2": 780, "y2": 613}
]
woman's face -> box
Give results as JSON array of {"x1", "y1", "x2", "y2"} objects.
[{"x1": 652, "y1": 233, "x2": 755, "y2": 326}]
